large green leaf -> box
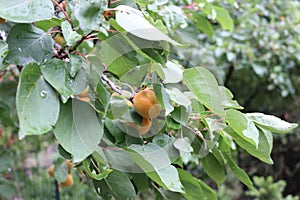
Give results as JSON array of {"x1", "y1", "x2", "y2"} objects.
[
  {"x1": 224, "y1": 127, "x2": 273, "y2": 164},
  {"x1": 225, "y1": 109, "x2": 259, "y2": 147},
  {"x1": 73, "y1": 0, "x2": 108, "y2": 33},
  {"x1": 41, "y1": 59, "x2": 73, "y2": 103},
  {"x1": 246, "y1": 113, "x2": 298, "y2": 134},
  {"x1": 213, "y1": 6, "x2": 234, "y2": 32},
  {"x1": 6, "y1": 24, "x2": 54, "y2": 65},
  {"x1": 105, "y1": 170, "x2": 136, "y2": 200},
  {"x1": 192, "y1": 12, "x2": 213, "y2": 39},
  {"x1": 16, "y1": 63, "x2": 59, "y2": 139},
  {"x1": 0, "y1": 0, "x2": 54, "y2": 23},
  {"x1": 98, "y1": 36, "x2": 139, "y2": 78},
  {"x1": 53, "y1": 99, "x2": 103, "y2": 162},
  {"x1": 94, "y1": 170, "x2": 136, "y2": 200},
  {"x1": 114, "y1": 5, "x2": 180, "y2": 45},
  {"x1": 127, "y1": 143, "x2": 184, "y2": 193},
  {"x1": 183, "y1": 67, "x2": 224, "y2": 115},
  {"x1": 178, "y1": 168, "x2": 217, "y2": 200},
  {"x1": 219, "y1": 86, "x2": 243, "y2": 109},
  {"x1": 162, "y1": 61, "x2": 183, "y2": 84},
  {"x1": 166, "y1": 87, "x2": 191, "y2": 110},
  {"x1": 223, "y1": 153, "x2": 255, "y2": 190},
  {"x1": 36, "y1": 18, "x2": 62, "y2": 31},
  {"x1": 202, "y1": 153, "x2": 226, "y2": 185}
]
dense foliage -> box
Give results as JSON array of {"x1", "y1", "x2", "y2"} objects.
[{"x1": 0, "y1": 0, "x2": 298, "y2": 199}]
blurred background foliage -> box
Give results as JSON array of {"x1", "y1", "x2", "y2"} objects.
[{"x1": 1, "y1": 0, "x2": 300, "y2": 199}]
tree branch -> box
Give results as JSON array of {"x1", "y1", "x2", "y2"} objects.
[
  {"x1": 51, "y1": 0, "x2": 72, "y2": 25},
  {"x1": 101, "y1": 74, "x2": 123, "y2": 95}
]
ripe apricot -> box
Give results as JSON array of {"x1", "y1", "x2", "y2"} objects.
[
  {"x1": 126, "y1": 117, "x2": 152, "y2": 135},
  {"x1": 60, "y1": 174, "x2": 74, "y2": 187},
  {"x1": 0, "y1": 18, "x2": 5, "y2": 24},
  {"x1": 133, "y1": 89, "x2": 161, "y2": 118},
  {"x1": 48, "y1": 165, "x2": 55, "y2": 177},
  {"x1": 138, "y1": 117, "x2": 152, "y2": 135}
]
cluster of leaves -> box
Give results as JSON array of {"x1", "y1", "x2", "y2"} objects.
[
  {"x1": 246, "y1": 176, "x2": 299, "y2": 200},
  {"x1": 200, "y1": 0, "x2": 300, "y2": 107},
  {"x1": 0, "y1": 0, "x2": 298, "y2": 199}
]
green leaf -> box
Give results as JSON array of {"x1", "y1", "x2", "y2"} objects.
[
  {"x1": 0, "y1": 80, "x2": 17, "y2": 110},
  {"x1": 95, "y1": 80, "x2": 110, "y2": 112},
  {"x1": 53, "y1": 99, "x2": 103, "y2": 162},
  {"x1": 246, "y1": 113, "x2": 298, "y2": 134},
  {"x1": 0, "y1": 0, "x2": 54, "y2": 23},
  {"x1": 115, "y1": 5, "x2": 180, "y2": 45},
  {"x1": 105, "y1": 170, "x2": 136, "y2": 200},
  {"x1": 219, "y1": 86, "x2": 243, "y2": 109},
  {"x1": 171, "y1": 106, "x2": 189, "y2": 125},
  {"x1": 81, "y1": 159, "x2": 112, "y2": 180},
  {"x1": 94, "y1": 170, "x2": 136, "y2": 200},
  {"x1": 99, "y1": 36, "x2": 139, "y2": 78},
  {"x1": 127, "y1": 143, "x2": 185, "y2": 193},
  {"x1": 202, "y1": 153, "x2": 226, "y2": 185},
  {"x1": 36, "y1": 18, "x2": 63, "y2": 31},
  {"x1": 54, "y1": 159, "x2": 68, "y2": 183},
  {"x1": 224, "y1": 153, "x2": 255, "y2": 191},
  {"x1": 0, "y1": 151, "x2": 13, "y2": 172},
  {"x1": 162, "y1": 61, "x2": 183, "y2": 84},
  {"x1": 183, "y1": 67, "x2": 224, "y2": 115},
  {"x1": 16, "y1": 63, "x2": 60, "y2": 139},
  {"x1": 41, "y1": 59, "x2": 73, "y2": 103},
  {"x1": 68, "y1": 54, "x2": 84, "y2": 78},
  {"x1": 73, "y1": 0, "x2": 108, "y2": 33},
  {"x1": 225, "y1": 109, "x2": 259, "y2": 147},
  {"x1": 61, "y1": 21, "x2": 82, "y2": 47},
  {"x1": 153, "y1": 83, "x2": 174, "y2": 115},
  {"x1": 6, "y1": 24, "x2": 54, "y2": 65},
  {"x1": 0, "y1": 40, "x2": 8, "y2": 71},
  {"x1": 131, "y1": 173, "x2": 150, "y2": 192},
  {"x1": 160, "y1": 5, "x2": 187, "y2": 30},
  {"x1": 68, "y1": 67, "x2": 88, "y2": 95},
  {"x1": 120, "y1": 64, "x2": 149, "y2": 87},
  {"x1": 192, "y1": 13, "x2": 214, "y2": 39},
  {"x1": 224, "y1": 127, "x2": 273, "y2": 164},
  {"x1": 166, "y1": 87, "x2": 191, "y2": 110},
  {"x1": 213, "y1": 6, "x2": 234, "y2": 32},
  {"x1": 0, "y1": 178, "x2": 16, "y2": 199},
  {"x1": 178, "y1": 168, "x2": 217, "y2": 200},
  {"x1": 0, "y1": 102, "x2": 15, "y2": 127}
]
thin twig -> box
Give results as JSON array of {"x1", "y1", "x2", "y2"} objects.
[
  {"x1": 70, "y1": 31, "x2": 95, "y2": 52},
  {"x1": 51, "y1": 0, "x2": 72, "y2": 25},
  {"x1": 101, "y1": 74, "x2": 123, "y2": 95},
  {"x1": 47, "y1": 30, "x2": 62, "y2": 34}
]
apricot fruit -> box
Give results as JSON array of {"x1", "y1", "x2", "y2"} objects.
[
  {"x1": 0, "y1": 18, "x2": 5, "y2": 24},
  {"x1": 133, "y1": 88, "x2": 161, "y2": 118},
  {"x1": 138, "y1": 117, "x2": 152, "y2": 135},
  {"x1": 48, "y1": 165, "x2": 55, "y2": 177},
  {"x1": 126, "y1": 117, "x2": 152, "y2": 135},
  {"x1": 60, "y1": 174, "x2": 74, "y2": 187},
  {"x1": 53, "y1": 34, "x2": 65, "y2": 46}
]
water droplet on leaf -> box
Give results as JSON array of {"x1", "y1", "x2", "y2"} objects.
[{"x1": 40, "y1": 90, "x2": 48, "y2": 98}]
